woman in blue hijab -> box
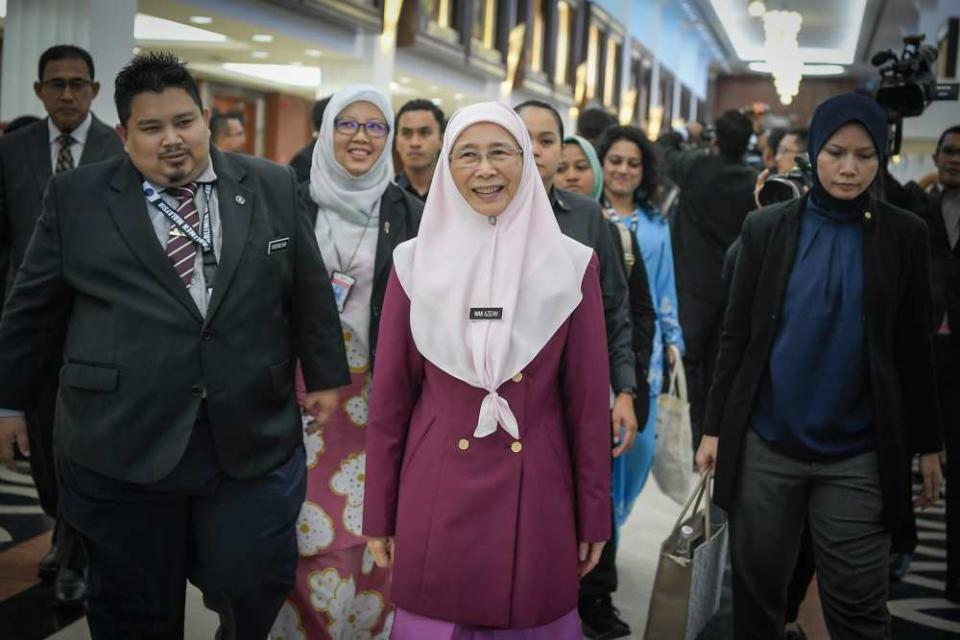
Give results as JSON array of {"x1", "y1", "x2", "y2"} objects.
[
  {"x1": 558, "y1": 135, "x2": 604, "y2": 199},
  {"x1": 695, "y1": 93, "x2": 943, "y2": 639}
]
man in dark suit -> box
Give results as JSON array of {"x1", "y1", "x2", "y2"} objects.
[
  {"x1": 661, "y1": 110, "x2": 757, "y2": 450},
  {"x1": 885, "y1": 124, "x2": 960, "y2": 602},
  {"x1": 0, "y1": 44, "x2": 124, "y2": 605},
  {"x1": 0, "y1": 52, "x2": 349, "y2": 639},
  {"x1": 289, "y1": 96, "x2": 330, "y2": 183}
]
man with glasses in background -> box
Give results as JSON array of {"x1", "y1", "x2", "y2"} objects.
[{"x1": 0, "y1": 44, "x2": 123, "y2": 607}]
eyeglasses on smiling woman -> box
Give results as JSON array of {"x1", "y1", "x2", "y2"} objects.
[
  {"x1": 334, "y1": 117, "x2": 390, "y2": 138},
  {"x1": 449, "y1": 146, "x2": 523, "y2": 169}
]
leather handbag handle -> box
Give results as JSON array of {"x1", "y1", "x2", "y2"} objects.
[{"x1": 670, "y1": 473, "x2": 713, "y2": 540}]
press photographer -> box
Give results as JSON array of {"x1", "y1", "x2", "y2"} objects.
[{"x1": 754, "y1": 132, "x2": 812, "y2": 209}]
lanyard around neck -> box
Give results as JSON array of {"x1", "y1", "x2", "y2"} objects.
[{"x1": 142, "y1": 180, "x2": 215, "y2": 253}]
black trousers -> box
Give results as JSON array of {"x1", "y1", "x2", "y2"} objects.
[
  {"x1": 59, "y1": 411, "x2": 305, "y2": 639},
  {"x1": 579, "y1": 506, "x2": 618, "y2": 600},
  {"x1": 25, "y1": 372, "x2": 84, "y2": 569},
  {"x1": 936, "y1": 335, "x2": 960, "y2": 580},
  {"x1": 684, "y1": 324, "x2": 720, "y2": 451}
]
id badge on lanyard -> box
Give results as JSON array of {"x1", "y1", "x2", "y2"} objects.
[{"x1": 330, "y1": 271, "x2": 356, "y2": 313}]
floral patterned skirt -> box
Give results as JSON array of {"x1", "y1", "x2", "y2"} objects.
[
  {"x1": 272, "y1": 345, "x2": 393, "y2": 640},
  {"x1": 272, "y1": 544, "x2": 393, "y2": 640}
]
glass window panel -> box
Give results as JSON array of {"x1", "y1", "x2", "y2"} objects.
[
  {"x1": 604, "y1": 36, "x2": 620, "y2": 106},
  {"x1": 531, "y1": 0, "x2": 545, "y2": 72},
  {"x1": 472, "y1": 0, "x2": 498, "y2": 49},
  {"x1": 424, "y1": 0, "x2": 454, "y2": 29},
  {"x1": 554, "y1": 1, "x2": 570, "y2": 86},
  {"x1": 586, "y1": 24, "x2": 600, "y2": 100}
]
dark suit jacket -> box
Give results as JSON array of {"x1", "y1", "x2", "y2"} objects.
[
  {"x1": 0, "y1": 115, "x2": 124, "y2": 303},
  {"x1": 664, "y1": 147, "x2": 757, "y2": 361},
  {"x1": 607, "y1": 219, "x2": 656, "y2": 420},
  {"x1": 304, "y1": 181, "x2": 423, "y2": 368},
  {"x1": 0, "y1": 151, "x2": 350, "y2": 483},
  {"x1": 289, "y1": 139, "x2": 315, "y2": 184},
  {"x1": 884, "y1": 175, "x2": 960, "y2": 338},
  {"x1": 704, "y1": 196, "x2": 942, "y2": 536},
  {"x1": 551, "y1": 188, "x2": 636, "y2": 393}
]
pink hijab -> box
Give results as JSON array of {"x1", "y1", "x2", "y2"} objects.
[{"x1": 392, "y1": 102, "x2": 592, "y2": 440}]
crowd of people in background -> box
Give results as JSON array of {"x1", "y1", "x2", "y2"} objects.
[{"x1": 0, "y1": 43, "x2": 956, "y2": 640}]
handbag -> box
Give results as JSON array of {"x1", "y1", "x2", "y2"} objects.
[
  {"x1": 652, "y1": 359, "x2": 693, "y2": 504},
  {"x1": 644, "y1": 474, "x2": 729, "y2": 640}
]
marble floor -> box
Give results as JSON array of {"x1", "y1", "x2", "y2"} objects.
[{"x1": 2, "y1": 466, "x2": 957, "y2": 639}]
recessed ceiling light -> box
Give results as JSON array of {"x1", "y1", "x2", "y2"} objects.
[
  {"x1": 429, "y1": 85, "x2": 438, "y2": 92},
  {"x1": 251, "y1": 51, "x2": 269, "y2": 59},
  {"x1": 189, "y1": 16, "x2": 213, "y2": 25},
  {"x1": 222, "y1": 63, "x2": 321, "y2": 88},
  {"x1": 252, "y1": 34, "x2": 274, "y2": 43},
  {"x1": 431, "y1": 98, "x2": 443, "y2": 106},
  {"x1": 305, "y1": 49, "x2": 323, "y2": 57},
  {"x1": 399, "y1": 77, "x2": 412, "y2": 84},
  {"x1": 389, "y1": 81, "x2": 401, "y2": 91},
  {"x1": 454, "y1": 92, "x2": 464, "y2": 100},
  {"x1": 135, "y1": 14, "x2": 227, "y2": 42},
  {"x1": 747, "y1": 1, "x2": 766, "y2": 18}
]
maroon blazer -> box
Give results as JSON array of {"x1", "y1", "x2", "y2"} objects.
[{"x1": 363, "y1": 257, "x2": 612, "y2": 629}]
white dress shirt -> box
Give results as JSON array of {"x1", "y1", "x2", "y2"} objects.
[{"x1": 48, "y1": 112, "x2": 93, "y2": 171}]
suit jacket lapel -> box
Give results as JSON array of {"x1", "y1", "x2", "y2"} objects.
[
  {"x1": 929, "y1": 187, "x2": 958, "y2": 255},
  {"x1": 107, "y1": 158, "x2": 203, "y2": 322},
  {"x1": 373, "y1": 185, "x2": 407, "y2": 286},
  {"x1": 769, "y1": 198, "x2": 803, "y2": 316},
  {"x1": 29, "y1": 121, "x2": 53, "y2": 197},
  {"x1": 862, "y1": 202, "x2": 884, "y2": 332},
  {"x1": 204, "y1": 153, "x2": 253, "y2": 326}
]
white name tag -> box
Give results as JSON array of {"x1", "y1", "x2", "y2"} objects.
[{"x1": 267, "y1": 237, "x2": 290, "y2": 255}]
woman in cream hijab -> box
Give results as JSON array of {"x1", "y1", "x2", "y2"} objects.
[
  {"x1": 272, "y1": 85, "x2": 423, "y2": 640},
  {"x1": 363, "y1": 102, "x2": 612, "y2": 638}
]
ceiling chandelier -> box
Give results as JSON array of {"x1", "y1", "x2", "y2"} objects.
[{"x1": 760, "y1": 9, "x2": 804, "y2": 105}]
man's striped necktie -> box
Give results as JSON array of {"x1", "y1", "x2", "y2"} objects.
[{"x1": 166, "y1": 184, "x2": 201, "y2": 286}]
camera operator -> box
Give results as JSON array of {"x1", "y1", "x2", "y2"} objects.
[
  {"x1": 775, "y1": 128, "x2": 809, "y2": 175},
  {"x1": 754, "y1": 128, "x2": 812, "y2": 208},
  {"x1": 885, "y1": 124, "x2": 960, "y2": 602},
  {"x1": 660, "y1": 109, "x2": 757, "y2": 449}
]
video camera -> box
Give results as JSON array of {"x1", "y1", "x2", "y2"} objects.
[
  {"x1": 872, "y1": 34, "x2": 959, "y2": 154},
  {"x1": 756, "y1": 154, "x2": 813, "y2": 208}
]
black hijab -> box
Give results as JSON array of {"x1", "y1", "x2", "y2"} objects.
[{"x1": 807, "y1": 93, "x2": 888, "y2": 215}]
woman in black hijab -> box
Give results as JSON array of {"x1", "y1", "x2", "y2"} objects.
[{"x1": 695, "y1": 93, "x2": 943, "y2": 639}]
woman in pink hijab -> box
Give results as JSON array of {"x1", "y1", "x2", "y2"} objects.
[{"x1": 363, "y1": 102, "x2": 612, "y2": 638}]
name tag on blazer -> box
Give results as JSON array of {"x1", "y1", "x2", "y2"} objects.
[
  {"x1": 470, "y1": 307, "x2": 503, "y2": 320},
  {"x1": 267, "y1": 237, "x2": 290, "y2": 255}
]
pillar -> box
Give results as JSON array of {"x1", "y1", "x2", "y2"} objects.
[{"x1": 1, "y1": 0, "x2": 136, "y2": 125}]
